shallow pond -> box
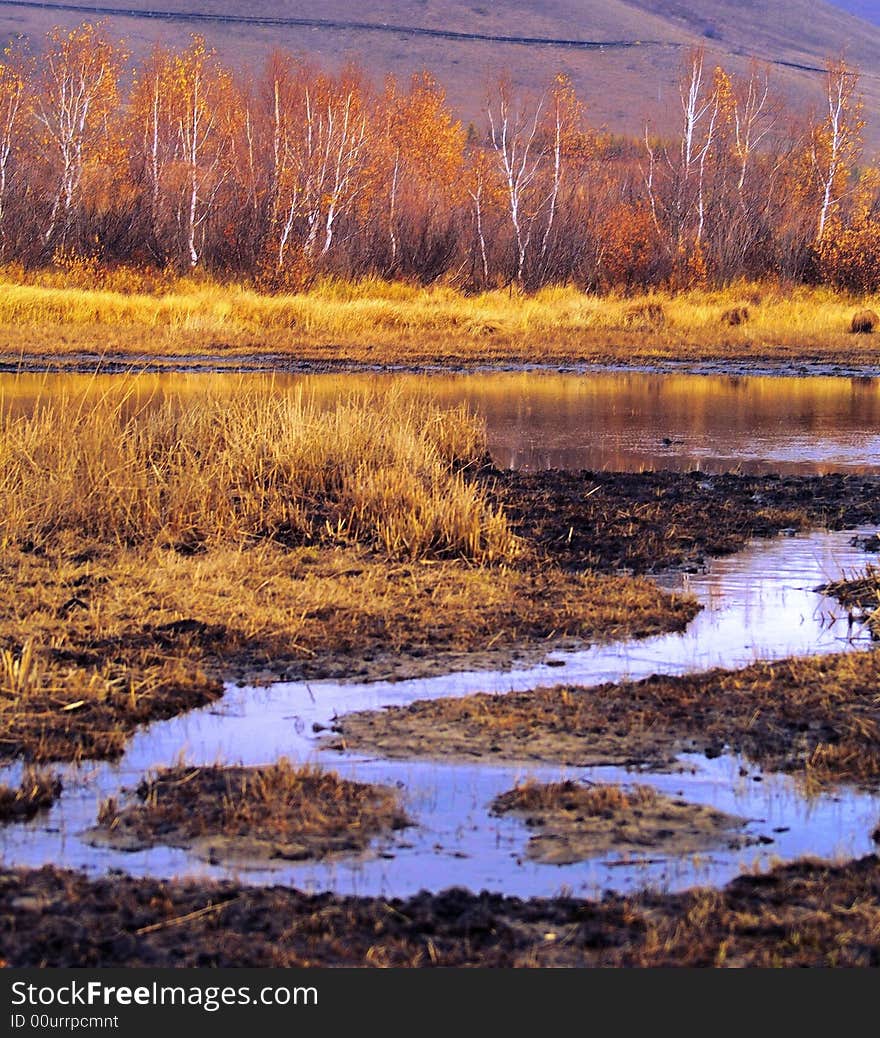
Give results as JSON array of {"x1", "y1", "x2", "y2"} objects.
[
  {"x1": 3, "y1": 368, "x2": 880, "y2": 475},
  {"x1": 2, "y1": 527, "x2": 879, "y2": 899}
]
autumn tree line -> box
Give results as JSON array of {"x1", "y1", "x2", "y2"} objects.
[{"x1": 0, "y1": 22, "x2": 878, "y2": 292}]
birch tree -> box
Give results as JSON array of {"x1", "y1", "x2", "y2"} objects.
[
  {"x1": 811, "y1": 59, "x2": 863, "y2": 242},
  {"x1": 0, "y1": 43, "x2": 29, "y2": 253},
  {"x1": 486, "y1": 78, "x2": 544, "y2": 282},
  {"x1": 33, "y1": 22, "x2": 122, "y2": 251},
  {"x1": 133, "y1": 37, "x2": 240, "y2": 269}
]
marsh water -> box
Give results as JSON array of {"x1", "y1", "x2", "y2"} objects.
[
  {"x1": 4, "y1": 368, "x2": 880, "y2": 474},
  {"x1": 2, "y1": 367, "x2": 880, "y2": 898},
  {"x1": 1, "y1": 526, "x2": 878, "y2": 898}
]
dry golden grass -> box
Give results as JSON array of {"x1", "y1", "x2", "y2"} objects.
[
  {"x1": 0, "y1": 384, "x2": 697, "y2": 764},
  {"x1": 1, "y1": 275, "x2": 880, "y2": 365},
  {"x1": 0, "y1": 385, "x2": 515, "y2": 563}
]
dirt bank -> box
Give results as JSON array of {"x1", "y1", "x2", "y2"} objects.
[
  {"x1": 6, "y1": 353, "x2": 880, "y2": 381},
  {"x1": 490, "y1": 781, "x2": 755, "y2": 864},
  {"x1": 325, "y1": 650, "x2": 880, "y2": 786},
  {"x1": 87, "y1": 762, "x2": 409, "y2": 866},
  {"x1": 4, "y1": 856, "x2": 880, "y2": 966}
]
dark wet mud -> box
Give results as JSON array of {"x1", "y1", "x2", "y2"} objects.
[
  {"x1": 492, "y1": 469, "x2": 880, "y2": 573},
  {"x1": 5, "y1": 855, "x2": 880, "y2": 966}
]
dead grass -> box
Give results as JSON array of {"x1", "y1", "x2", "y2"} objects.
[
  {"x1": 822, "y1": 566, "x2": 880, "y2": 636},
  {"x1": 492, "y1": 778, "x2": 659, "y2": 816},
  {"x1": 94, "y1": 760, "x2": 409, "y2": 862},
  {"x1": 0, "y1": 382, "x2": 701, "y2": 766},
  {"x1": 0, "y1": 386, "x2": 514, "y2": 761},
  {"x1": 2, "y1": 277, "x2": 880, "y2": 367},
  {"x1": 0, "y1": 539, "x2": 696, "y2": 764},
  {"x1": 0, "y1": 770, "x2": 61, "y2": 823},
  {"x1": 327, "y1": 650, "x2": 880, "y2": 786},
  {"x1": 0, "y1": 384, "x2": 515, "y2": 563}
]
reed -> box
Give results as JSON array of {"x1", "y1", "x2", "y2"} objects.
[{"x1": 0, "y1": 384, "x2": 517, "y2": 563}]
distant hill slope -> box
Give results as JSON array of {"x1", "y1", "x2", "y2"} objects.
[
  {"x1": 830, "y1": 0, "x2": 880, "y2": 26},
  {"x1": 2, "y1": 0, "x2": 880, "y2": 149}
]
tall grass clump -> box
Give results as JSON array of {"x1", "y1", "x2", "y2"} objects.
[{"x1": 0, "y1": 385, "x2": 518, "y2": 563}]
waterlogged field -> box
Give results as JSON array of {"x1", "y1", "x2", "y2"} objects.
[{"x1": 3, "y1": 369, "x2": 880, "y2": 966}]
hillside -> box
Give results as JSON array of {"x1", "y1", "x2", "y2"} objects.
[
  {"x1": 830, "y1": 0, "x2": 880, "y2": 25},
  {"x1": 1, "y1": 0, "x2": 880, "y2": 148}
]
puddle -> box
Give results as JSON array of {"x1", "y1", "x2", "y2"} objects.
[{"x1": 2, "y1": 526, "x2": 879, "y2": 898}]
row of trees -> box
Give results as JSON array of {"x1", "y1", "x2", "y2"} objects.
[{"x1": 0, "y1": 22, "x2": 876, "y2": 290}]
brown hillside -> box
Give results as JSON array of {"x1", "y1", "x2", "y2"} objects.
[{"x1": 1, "y1": 0, "x2": 879, "y2": 148}]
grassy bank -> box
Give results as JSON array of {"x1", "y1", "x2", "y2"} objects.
[
  {"x1": 2, "y1": 275, "x2": 880, "y2": 367},
  {"x1": 0, "y1": 385, "x2": 514, "y2": 562},
  {"x1": 0, "y1": 385, "x2": 697, "y2": 765}
]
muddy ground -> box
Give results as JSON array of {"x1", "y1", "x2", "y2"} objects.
[
  {"x1": 0, "y1": 541, "x2": 695, "y2": 765},
  {"x1": 490, "y1": 468, "x2": 880, "y2": 573},
  {"x1": 0, "y1": 772, "x2": 61, "y2": 824},
  {"x1": 490, "y1": 781, "x2": 754, "y2": 864},
  {"x1": 5, "y1": 468, "x2": 880, "y2": 766},
  {"x1": 5, "y1": 468, "x2": 880, "y2": 967},
  {"x1": 326, "y1": 650, "x2": 880, "y2": 786},
  {"x1": 87, "y1": 762, "x2": 409, "y2": 867},
  {"x1": 4, "y1": 856, "x2": 880, "y2": 966},
  {"x1": 5, "y1": 354, "x2": 880, "y2": 382}
]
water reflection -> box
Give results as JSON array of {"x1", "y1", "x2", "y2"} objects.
[
  {"x1": 3, "y1": 369, "x2": 879, "y2": 475},
  {"x1": 2, "y1": 528, "x2": 878, "y2": 898}
]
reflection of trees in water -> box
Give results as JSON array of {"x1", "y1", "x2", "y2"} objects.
[{"x1": 458, "y1": 372, "x2": 880, "y2": 475}]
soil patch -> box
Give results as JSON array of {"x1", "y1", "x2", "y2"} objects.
[
  {"x1": 5, "y1": 856, "x2": 880, "y2": 965},
  {"x1": 0, "y1": 771, "x2": 61, "y2": 824},
  {"x1": 87, "y1": 761, "x2": 410, "y2": 866},
  {"x1": 326, "y1": 650, "x2": 880, "y2": 786},
  {"x1": 491, "y1": 780, "x2": 754, "y2": 863},
  {"x1": 491, "y1": 469, "x2": 880, "y2": 573}
]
